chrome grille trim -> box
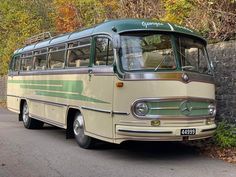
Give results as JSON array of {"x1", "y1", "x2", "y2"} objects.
[
  {"x1": 149, "y1": 107, "x2": 179, "y2": 110},
  {"x1": 131, "y1": 97, "x2": 215, "y2": 119}
]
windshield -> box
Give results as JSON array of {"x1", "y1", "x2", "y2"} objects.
[
  {"x1": 120, "y1": 33, "x2": 176, "y2": 71},
  {"x1": 177, "y1": 36, "x2": 212, "y2": 74}
]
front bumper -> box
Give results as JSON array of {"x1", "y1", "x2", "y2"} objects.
[{"x1": 114, "y1": 124, "x2": 216, "y2": 144}]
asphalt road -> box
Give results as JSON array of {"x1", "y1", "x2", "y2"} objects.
[{"x1": 0, "y1": 108, "x2": 235, "y2": 177}]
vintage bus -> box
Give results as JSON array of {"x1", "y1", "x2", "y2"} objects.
[{"x1": 7, "y1": 19, "x2": 216, "y2": 149}]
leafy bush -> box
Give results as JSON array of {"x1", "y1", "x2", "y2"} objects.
[{"x1": 214, "y1": 121, "x2": 236, "y2": 148}]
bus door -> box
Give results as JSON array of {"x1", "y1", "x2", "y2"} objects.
[{"x1": 83, "y1": 36, "x2": 115, "y2": 140}]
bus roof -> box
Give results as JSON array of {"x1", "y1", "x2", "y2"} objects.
[{"x1": 14, "y1": 19, "x2": 206, "y2": 55}]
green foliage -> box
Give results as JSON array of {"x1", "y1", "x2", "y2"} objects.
[
  {"x1": 162, "y1": 0, "x2": 193, "y2": 24},
  {"x1": 214, "y1": 121, "x2": 236, "y2": 148},
  {"x1": 0, "y1": 0, "x2": 53, "y2": 75},
  {"x1": 0, "y1": 0, "x2": 235, "y2": 75}
]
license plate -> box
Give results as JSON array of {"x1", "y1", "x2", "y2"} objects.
[{"x1": 181, "y1": 128, "x2": 196, "y2": 135}]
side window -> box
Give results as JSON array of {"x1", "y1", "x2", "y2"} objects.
[
  {"x1": 13, "y1": 56, "x2": 20, "y2": 72},
  {"x1": 94, "y1": 37, "x2": 114, "y2": 66},
  {"x1": 34, "y1": 49, "x2": 47, "y2": 70},
  {"x1": 48, "y1": 45, "x2": 66, "y2": 69},
  {"x1": 67, "y1": 38, "x2": 91, "y2": 68},
  {"x1": 21, "y1": 57, "x2": 33, "y2": 71},
  {"x1": 21, "y1": 52, "x2": 33, "y2": 71}
]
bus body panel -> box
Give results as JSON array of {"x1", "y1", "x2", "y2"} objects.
[
  {"x1": 7, "y1": 73, "x2": 114, "y2": 139},
  {"x1": 112, "y1": 77, "x2": 215, "y2": 143},
  {"x1": 113, "y1": 79, "x2": 214, "y2": 112}
]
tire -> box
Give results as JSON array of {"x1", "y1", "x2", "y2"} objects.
[
  {"x1": 73, "y1": 112, "x2": 96, "y2": 149},
  {"x1": 22, "y1": 102, "x2": 44, "y2": 129}
]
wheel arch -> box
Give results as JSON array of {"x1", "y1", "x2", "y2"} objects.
[
  {"x1": 19, "y1": 99, "x2": 27, "y2": 121},
  {"x1": 66, "y1": 106, "x2": 82, "y2": 139}
]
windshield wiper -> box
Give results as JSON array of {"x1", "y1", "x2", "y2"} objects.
[
  {"x1": 176, "y1": 49, "x2": 195, "y2": 71},
  {"x1": 154, "y1": 56, "x2": 166, "y2": 71}
]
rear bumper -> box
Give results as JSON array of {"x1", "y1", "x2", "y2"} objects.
[{"x1": 114, "y1": 124, "x2": 216, "y2": 144}]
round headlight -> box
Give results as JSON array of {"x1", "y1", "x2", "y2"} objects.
[
  {"x1": 208, "y1": 104, "x2": 216, "y2": 116},
  {"x1": 134, "y1": 102, "x2": 149, "y2": 116}
]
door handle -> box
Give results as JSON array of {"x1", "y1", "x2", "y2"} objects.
[
  {"x1": 88, "y1": 69, "x2": 93, "y2": 75},
  {"x1": 88, "y1": 69, "x2": 93, "y2": 81}
]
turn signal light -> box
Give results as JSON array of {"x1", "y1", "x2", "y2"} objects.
[{"x1": 116, "y1": 82, "x2": 124, "y2": 88}]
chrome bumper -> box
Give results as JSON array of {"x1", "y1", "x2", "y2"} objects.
[{"x1": 115, "y1": 124, "x2": 216, "y2": 144}]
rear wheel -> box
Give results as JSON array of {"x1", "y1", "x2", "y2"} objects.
[
  {"x1": 73, "y1": 112, "x2": 96, "y2": 149},
  {"x1": 22, "y1": 102, "x2": 44, "y2": 129}
]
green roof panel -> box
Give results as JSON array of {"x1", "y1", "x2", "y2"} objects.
[{"x1": 14, "y1": 19, "x2": 206, "y2": 55}]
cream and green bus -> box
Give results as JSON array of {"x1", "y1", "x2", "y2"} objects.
[{"x1": 7, "y1": 19, "x2": 216, "y2": 149}]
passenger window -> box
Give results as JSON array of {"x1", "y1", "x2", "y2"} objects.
[
  {"x1": 94, "y1": 37, "x2": 114, "y2": 66},
  {"x1": 21, "y1": 57, "x2": 33, "y2": 71},
  {"x1": 67, "y1": 38, "x2": 91, "y2": 68},
  {"x1": 49, "y1": 45, "x2": 66, "y2": 69},
  {"x1": 34, "y1": 50, "x2": 47, "y2": 70}
]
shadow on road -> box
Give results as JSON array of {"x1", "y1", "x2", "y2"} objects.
[
  {"x1": 92, "y1": 140, "x2": 202, "y2": 162},
  {"x1": 38, "y1": 123, "x2": 201, "y2": 161}
]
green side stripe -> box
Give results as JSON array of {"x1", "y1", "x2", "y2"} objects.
[
  {"x1": 20, "y1": 81, "x2": 83, "y2": 93},
  {"x1": 9, "y1": 80, "x2": 63, "y2": 85},
  {"x1": 9, "y1": 80, "x2": 110, "y2": 104},
  {"x1": 35, "y1": 91, "x2": 109, "y2": 104}
]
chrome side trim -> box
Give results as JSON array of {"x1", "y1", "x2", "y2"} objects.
[
  {"x1": 7, "y1": 94, "x2": 19, "y2": 98},
  {"x1": 8, "y1": 95, "x2": 68, "y2": 107},
  {"x1": 81, "y1": 106, "x2": 111, "y2": 114},
  {"x1": 81, "y1": 106, "x2": 129, "y2": 116},
  {"x1": 8, "y1": 107, "x2": 20, "y2": 114},
  {"x1": 123, "y1": 71, "x2": 214, "y2": 84},
  {"x1": 117, "y1": 129, "x2": 173, "y2": 134},
  {"x1": 29, "y1": 98, "x2": 67, "y2": 107},
  {"x1": 30, "y1": 113, "x2": 65, "y2": 128},
  {"x1": 112, "y1": 111, "x2": 130, "y2": 115},
  {"x1": 8, "y1": 67, "x2": 114, "y2": 76},
  {"x1": 201, "y1": 127, "x2": 217, "y2": 132}
]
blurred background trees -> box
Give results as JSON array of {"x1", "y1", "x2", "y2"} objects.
[{"x1": 0, "y1": 0, "x2": 236, "y2": 75}]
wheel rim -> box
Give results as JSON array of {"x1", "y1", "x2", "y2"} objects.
[
  {"x1": 73, "y1": 114, "x2": 84, "y2": 136},
  {"x1": 22, "y1": 104, "x2": 29, "y2": 124}
]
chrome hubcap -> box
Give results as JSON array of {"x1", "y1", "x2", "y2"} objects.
[
  {"x1": 73, "y1": 114, "x2": 84, "y2": 136},
  {"x1": 22, "y1": 104, "x2": 29, "y2": 123}
]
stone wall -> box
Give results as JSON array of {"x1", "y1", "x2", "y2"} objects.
[
  {"x1": 0, "y1": 76, "x2": 7, "y2": 101},
  {"x1": 207, "y1": 40, "x2": 236, "y2": 123}
]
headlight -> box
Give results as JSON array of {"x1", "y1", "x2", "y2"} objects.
[
  {"x1": 208, "y1": 104, "x2": 216, "y2": 116},
  {"x1": 134, "y1": 102, "x2": 149, "y2": 116}
]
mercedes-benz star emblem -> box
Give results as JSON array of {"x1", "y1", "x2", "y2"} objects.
[{"x1": 180, "y1": 100, "x2": 192, "y2": 116}]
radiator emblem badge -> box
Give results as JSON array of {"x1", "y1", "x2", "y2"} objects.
[{"x1": 180, "y1": 101, "x2": 192, "y2": 116}]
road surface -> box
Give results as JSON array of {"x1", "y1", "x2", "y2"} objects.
[{"x1": 0, "y1": 108, "x2": 235, "y2": 177}]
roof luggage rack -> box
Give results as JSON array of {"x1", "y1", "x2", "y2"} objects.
[{"x1": 25, "y1": 32, "x2": 53, "y2": 46}]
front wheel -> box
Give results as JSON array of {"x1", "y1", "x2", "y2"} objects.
[
  {"x1": 73, "y1": 113, "x2": 96, "y2": 149},
  {"x1": 22, "y1": 102, "x2": 44, "y2": 129}
]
